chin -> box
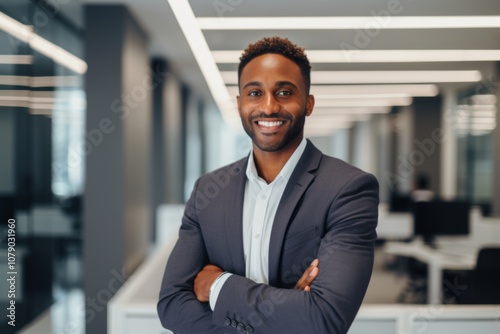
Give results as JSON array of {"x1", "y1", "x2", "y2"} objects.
[
  {"x1": 253, "y1": 136, "x2": 291, "y2": 152},
  {"x1": 255, "y1": 142, "x2": 284, "y2": 152}
]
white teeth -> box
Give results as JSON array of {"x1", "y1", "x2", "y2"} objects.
[{"x1": 258, "y1": 121, "x2": 283, "y2": 127}]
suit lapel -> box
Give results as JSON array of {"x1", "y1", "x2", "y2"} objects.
[
  {"x1": 224, "y1": 158, "x2": 248, "y2": 276},
  {"x1": 268, "y1": 140, "x2": 322, "y2": 286}
]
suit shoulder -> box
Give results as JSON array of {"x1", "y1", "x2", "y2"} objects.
[
  {"x1": 197, "y1": 157, "x2": 247, "y2": 185},
  {"x1": 319, "y1": 154, "x2": 370, "y2": 177},
  {"x1": 317, "y1": 154, "x2": 378, "y2": 187}
]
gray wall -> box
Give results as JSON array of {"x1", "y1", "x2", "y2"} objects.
[
  {"x1": 0, "y1": 109, "x2": 15, "y2": 192},
  {"x1": 32, "y1": 115, "x2": 53, "y2": 203},
  {"x1": 84, "y1": 5, "x2": 152, "y2": 334},
  {"x1": 493, "y1": 63, "x2": 500, "y2": 215},
  {"x1": 151, "y1": 59, "x2": 167, "y2": 240},
  {"x1": 163, "y1": 75, "x2": 185, "y2": 203},
  {"x1": 185, "y1": 91, "x2": 203, "y2": 199}
]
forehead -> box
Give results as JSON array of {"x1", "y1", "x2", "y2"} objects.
[{"x1": 240, "y1": 54, "x2": 303, "y2": 87}]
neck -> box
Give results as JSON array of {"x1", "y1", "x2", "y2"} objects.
[{"x1": 253, "y1": 136, "x2": 303, "y2": 184}]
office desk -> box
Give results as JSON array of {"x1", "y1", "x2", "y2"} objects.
[
  {"x1": 377, "y1": 204, "x2": 413, "y2": 240},
  {"x1": 384, "y1": 211, "x2": 500, "y2": 303},
  {"x1": 384, "y1": 240, "x2": 477, "y2": 304}
]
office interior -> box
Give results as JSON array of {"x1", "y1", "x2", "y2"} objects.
[{"x1": 0, "y1": 0, "x2": 499, "y2": 333}]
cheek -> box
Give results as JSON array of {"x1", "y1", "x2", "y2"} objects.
[{"x1": 239, "y1": 103, "x2": 256, "y2": 117}]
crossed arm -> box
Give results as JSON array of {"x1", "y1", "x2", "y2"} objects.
[
  {"x1": 157, "y1": 172, "x2": 378, "y2": 334},
  {"x1": 193, "y1": 259, "x2": 320, "y2": 302}
]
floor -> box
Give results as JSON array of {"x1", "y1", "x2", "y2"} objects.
[
  {"x1": 18, "y1": 288, "x2": 84, "y2": 334},
  {"x1": 15, "y1": 244, "x2": 411, "y2": 333},
  {"x1": 16, "y1": 246, "x2": 84, "y2": 334},
  {"x1": 364, "y1": 244, "x2": 410, "y2": 304}
]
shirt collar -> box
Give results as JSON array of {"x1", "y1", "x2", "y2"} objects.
[{"x1": 246, "y1": 138, "x2": 307, "y2": 184}]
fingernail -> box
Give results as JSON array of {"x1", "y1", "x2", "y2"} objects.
[{"x1": 309, "y1": 267, "x2": 317, "y2": 277}]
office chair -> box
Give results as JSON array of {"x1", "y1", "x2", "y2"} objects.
[
  {"x1": 458, "y1": 247, "x2": 500, "y2": 304},
  {"x1": 396, "y1": 258, "x2": 428, "y2": 304}
]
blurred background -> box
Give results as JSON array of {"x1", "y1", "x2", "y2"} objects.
[{"x1": 0, "y1": 0, "x2": 499, "y2": 333}]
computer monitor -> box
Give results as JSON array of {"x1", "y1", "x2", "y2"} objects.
[
  {"x1": 389, "y1": 192, "x2": 413, "y2": 212},
  {"x1": 413, "y1": 200, "x2": 470, "y2": 244}
]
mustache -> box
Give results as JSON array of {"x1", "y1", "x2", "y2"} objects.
[{"x1": 248, "y1": 113, "x2": 293, "y2": 122}]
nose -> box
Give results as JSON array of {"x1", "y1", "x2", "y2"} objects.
[{"x1": 260, "y1": 93, "x2": 280, "y2": 115}]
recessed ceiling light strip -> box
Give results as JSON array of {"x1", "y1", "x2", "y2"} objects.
[
  {"x1": 221, "y1": 70, "x2": 481, "y2": 84},
  {"x1": 314, "y1": 97, "x2": 412, "y2": 108},
  {"x1": 0, "y1": 12, "x2": 87, "y2": 74},
  {"x1": 309, "y1": 84, "x2": 439, "y2": 96},
  {"x1": 0, "y1": 75, "x2": 81, "y2": 87},
  {"x1": 167, "y1": 0, "x2": 237, "y2": 128},
  {"x1": 198, "y1": 16, "x2": 500, "y2": 30},
  {"x1": 313, "y1": 107, "x2": 391, "y2": 114},
  {"x1": 0, "y1": 55, "x2": 33, "y2": 65},
  {"x1": 213, "y1": 50, "x2": 500, "y2": 63}
]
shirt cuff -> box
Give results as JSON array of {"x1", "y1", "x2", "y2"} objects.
[{"x1": 209, "y1": 272, "x2": 232, "y2": 311}]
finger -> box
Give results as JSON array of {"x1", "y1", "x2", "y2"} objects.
[
  {"x1": 303, "y1": 259, "x2": 319, "y2": 278},
  {"x1": 295, "y1": 260, "x2": 320, "y2": 289},
  {"x1": 295, "y1": 270, "x2": 310, "y2": 289},
  {"x1": 204, "y1": 264, "x2": 219, "y2": 271},
  {"x1": 304, "y1": 267, "x2": 319, "y2": 286},
  {"x1": 304, "y1": 286, "x2": 310, "y2": 292}
]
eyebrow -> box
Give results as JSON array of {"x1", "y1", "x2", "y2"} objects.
[
  {"x1": 242, "y1": 81, "x2": 261, "y2": 90},
  {"x1": 276, "y1": 81, "x2": 299, "y2": 90},
  {"x1": 241, "y1": 80, "x2": 299, "y2": 91}
]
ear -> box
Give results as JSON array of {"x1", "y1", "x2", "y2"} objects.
[{"x1": 306, "y1": 94, "x2": 314, "y2": 116}]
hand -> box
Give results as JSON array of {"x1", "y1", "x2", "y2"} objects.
[
  {"x1": 294, "y1": 258, "x2": 319, "y2": 292},
  {"x1": 194, "y1": 264, "x2": 223, "y2": 302}
]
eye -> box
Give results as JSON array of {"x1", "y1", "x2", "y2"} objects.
[
  {"x1": 277, "y1": 90, "x2": 292, "y2": 96},
  {"x1": 248, "y1": 90, "x2": 261, "y2": 97}
]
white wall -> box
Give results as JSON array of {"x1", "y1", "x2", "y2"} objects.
[
  {"x1": 184, "y1": 95, "x2": 202, "y2": 200},
  {"x1": 352, "y1": 118, "x2": 377, "y2": 175}
]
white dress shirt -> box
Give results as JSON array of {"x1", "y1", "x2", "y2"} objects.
[{"x1": 209, "y1": 138, "x2": 307, "y2": 310}]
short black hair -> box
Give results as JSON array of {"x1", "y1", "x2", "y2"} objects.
[{"x1": 238, "y1": 36, "x2": 311, "y2": 94}]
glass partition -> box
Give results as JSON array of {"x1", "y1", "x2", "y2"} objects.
[
  {"x1": 0, "y1": 2, "x2": 85, "y2": 332},
  {"x1": 455, "y1": 87, "x2": 496, "y2": 212}
]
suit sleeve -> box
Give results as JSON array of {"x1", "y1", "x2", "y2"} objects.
[
  {"x1": 157, "y1": 179, "x2": 223, "y2": 333},
  {"x1": 212, "y1": 172, "x2": 379, "y2": 334}
]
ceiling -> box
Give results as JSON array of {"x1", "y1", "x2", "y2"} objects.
[{"x1": 82, "y1": 0, "x2": 500, "y2": 131}]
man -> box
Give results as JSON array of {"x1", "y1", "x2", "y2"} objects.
[{"x1": 158, "y1": 36, "x2": 379, "y2": 334}]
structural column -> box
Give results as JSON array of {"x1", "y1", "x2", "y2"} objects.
[
  {"x1": 84, "y1": 5, "x2": 152, "y2": 334},
  {"x1": 440, "y1": 89, "x2": 458, "y2": 199},
  {"x1": 492, "y1": 63, "x2": 500, "y2": 216},
  {"x1": 411, "y1": 96, "x2": 443, "y2": 195}
]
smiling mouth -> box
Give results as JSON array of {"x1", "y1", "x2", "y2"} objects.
[{"x1": 257, "y1": 120, "x2": 284, "y2": 127}]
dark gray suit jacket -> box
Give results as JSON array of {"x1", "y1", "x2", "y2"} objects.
[{"x1": 158, "y1": 140, "x2": 379, "y2": 334}]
